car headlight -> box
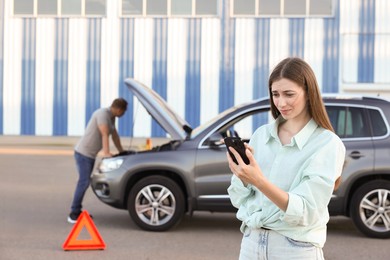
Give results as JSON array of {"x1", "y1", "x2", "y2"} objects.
[{"x1": 98, "y1": 158, "x2": 124, "y2": 173}]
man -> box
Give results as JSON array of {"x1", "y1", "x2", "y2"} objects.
[{"x1": 67, "y1": 98, "x2": 128, "y2": 223}]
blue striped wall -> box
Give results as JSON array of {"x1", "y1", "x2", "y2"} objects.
[
  {"x1": 253, "y1": 19, "x2": 270, "y2": 129},
  {"x1": 0, "y1": 0, "x2": 388, "y2": 137},
  {"x1": 185, "y1": 19, "x2": 201, "y2": 127},
  {"x1": 289, "y1": 19, "x2": 305, "y2": 57},
  {"x1": 358, "y1": 0, "x2": 375, "y2": 83},
  {"x1": 53, "y1": 19, "x2": 69, "y2": 135},
  {"x1": 323, "y1": 0, "x2": 340, "y2": 93},
  {"x1": 118, "y1": 18, "x2": 135, "y2": 137},
  {"x1": 85, "y1": 19, "x2": 102, "y2": 125},
  {"x1": 152, "y1": 19, "x2": 168, "y2": 137},
  {"x1": 21, "y1": 19, "x2": 36, "y2": 135},
  {"x1": 219, "y1": 1, "x2": 235, "y2": 113}
]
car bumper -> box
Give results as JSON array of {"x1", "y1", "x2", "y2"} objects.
[{"x1": 90, "y1": 170, "x2": 125, "y2": 209}]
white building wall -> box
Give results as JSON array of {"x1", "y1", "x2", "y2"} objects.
[
  {"x1": 0, "y1": 0, "x2": 389, "y2": 136},
  {"x1": 167, "y1": 18, "x2": 187, "y2": 121},
  {"x1": 304, "y1": 19, "x2": 324, "y2": 90},
  {"x1": 200, "y1": 18, "x2": 220, "y2": 124},
  {"x1": 339, "y1": 0, "x2": 360, "y2": 86},
  {"x1": 133, "y1": 18, "x2": 153, "y2": 137},
  {"x1": 101, "y1": 0, "x2": 120, "y2": 108},
  {"x1": 374, "y1": 0, "x2": 390, "y2": 85},
  {"x1": 35, "y1": 19, "x2": 54, "y2": 135},
  {"x1": 3, "y1": 1, "x2": 22, "y2": 135}
]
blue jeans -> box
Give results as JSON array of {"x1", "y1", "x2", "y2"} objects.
[
  {"x1": 239, "y1": 228, "x2": 325, "y2": 260},
  {"x1": 70, "y1": 151, "x2": 95, "y2": 214}
]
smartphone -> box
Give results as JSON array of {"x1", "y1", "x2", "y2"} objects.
[{"x1": 224, "y1": 137, "x2": 250, "y2": 165}]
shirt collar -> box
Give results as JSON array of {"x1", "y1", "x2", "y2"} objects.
[
  {"x1": 268, "y1": 117, "x2": 283, "y2": 143},
  {"x1": 266, "y1": 117, "x2": 318, "y2": 150},
  {"x1": 293, "y1": 118, "x2": 318, "y2": 150}
]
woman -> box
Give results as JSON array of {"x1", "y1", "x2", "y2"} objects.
[{"x1": 227, "y1": 57, "x2": 345, "y2": 259}]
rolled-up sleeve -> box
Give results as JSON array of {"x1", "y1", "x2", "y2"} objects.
[
  {"x1": 280, "y1": 137, "x2": 346, "y2": 226},
  {"x1": 227, "y1": 175, "x2": 253, "y2": 208}
]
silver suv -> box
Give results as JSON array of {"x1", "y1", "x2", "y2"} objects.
[{"x1": 91, "y1": 79, "x2": 390, "y2": 238}]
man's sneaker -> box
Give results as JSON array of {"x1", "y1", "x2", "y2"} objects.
[
  {"x1": 67, "y1": 212, "x2": 81, "y2": 224},
  {"x1": 67, "y1": 211, "x2": 94, "y2": 224}
]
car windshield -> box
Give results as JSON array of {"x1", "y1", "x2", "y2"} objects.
[
  {"x1": 191, "y1": 107, "x2": 237, "y2": 138},
  {"x1": 191, "y1": 99, "x2": 266, "y2": 138}
]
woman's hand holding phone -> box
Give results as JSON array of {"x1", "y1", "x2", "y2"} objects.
[
  {"x1": 224, "y1": 137, "x2": 265, "y2": 189},
  {"x1": 224, "y1": 137, "x2": 250, "y2": 165}
]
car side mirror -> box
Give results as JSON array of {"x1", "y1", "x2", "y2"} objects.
[{"x1": 207, "y1": 132, "x2": 224, "y2": 148}]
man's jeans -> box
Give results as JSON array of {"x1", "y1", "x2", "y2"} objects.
[{"x1": 70, "y1": 151, "x2": 95, "y2": 214}]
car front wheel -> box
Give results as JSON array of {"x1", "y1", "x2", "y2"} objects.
[
  {"x1": 127, "y1": 175, "x2": 185, "y2": 231},
  {"x1": 350, "y1": 180, "x2": 390, "y2": 238}
]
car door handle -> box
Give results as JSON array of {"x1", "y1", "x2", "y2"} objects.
[{"x1": 349, "y1": 151, "x2": 364, "y2": 159}]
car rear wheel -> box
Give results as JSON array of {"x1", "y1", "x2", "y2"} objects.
[
  {"x1": 127, "y1": 175, "x2": 185, "y2": 231},
  {"x1": 350, "y1": 180, "x2": 390, "y2": 238}
]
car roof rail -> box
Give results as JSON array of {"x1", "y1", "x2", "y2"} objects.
[{"x1": 322, "y1": 93, "x2": 390, "y2": 102}]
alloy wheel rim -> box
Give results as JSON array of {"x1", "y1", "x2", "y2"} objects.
[
  {"x1": 359, "y1": 188, "x2": 390, "y2": 232},
  {"x1": 135, "y1": 184, "x2": 176, "y2": 226}
]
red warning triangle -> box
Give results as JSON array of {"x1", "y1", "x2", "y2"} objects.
[{"x1": 63, "y1": 211, "x2": 106, "y2": 251}]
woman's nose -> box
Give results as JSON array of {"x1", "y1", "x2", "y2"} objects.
[{"x1": 277, "y1": 97, "x2": 287, "y2": 107}]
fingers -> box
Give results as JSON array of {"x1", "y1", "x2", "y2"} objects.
[
  {"x1": 244, "y1": 143, "x2": 254, "y2": 154},
  {"x1": 226, "y1": 151, "x2": 237, "y2": 172},
  {"x1": 245, "y1": 148, "x2": 255, "y2": 164},
  {"x1": 227, "y1": 149, "x2": 248, "y2": 184},
  {"x1": 226, "y1": 151, "x2": 233, "y2": 164},
  {"x1": 229, "y1": 146, "x2": 247, "y2": 165}
]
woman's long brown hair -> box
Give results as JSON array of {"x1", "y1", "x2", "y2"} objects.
[
  {"x1": 268, "y1": 57, "x2": 342, "y2": 189},
  {"x1": 268, "y1": 57, "x2": 334, "y2": 131}
]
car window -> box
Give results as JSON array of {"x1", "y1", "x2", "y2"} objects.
[
  {"x1": 326, "y1": 106, "x2": 369, "y2": 138},
  {"x1": 368, "y1": 109, "x2": 387, "y2": 137},
  {"x1": 233, "y1": 110, "x2": 271, "y2": 140},
  {"x1": 211, "y1": 109, "x2": 272, "y2": 143}
]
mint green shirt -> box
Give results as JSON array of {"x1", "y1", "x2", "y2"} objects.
[{"x1": 227, "y1": 117, "x2": 345, "y2": 248}]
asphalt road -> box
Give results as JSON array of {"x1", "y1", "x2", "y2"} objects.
[{"x1": 0, "y1": 136, "x2": 389, "y2": 260}]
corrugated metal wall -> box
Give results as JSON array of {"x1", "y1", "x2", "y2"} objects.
[
  {"x1": 0, "y1": 0, "x2": 389, "y2": 137},
  {"x1": 341, "y1": 0, "x2": 390, "y2": 86}
]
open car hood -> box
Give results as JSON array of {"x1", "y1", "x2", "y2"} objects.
[{"x1": 125, "y1": 78, "x2": 192, "y2": 140}]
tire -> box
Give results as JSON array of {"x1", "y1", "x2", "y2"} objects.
[
  {"x1": 350, "y1": 180, "x2": 390, "y2": 238},
  {"x1": 127, "y1": 175, "x2": 185, "y2": 231}
]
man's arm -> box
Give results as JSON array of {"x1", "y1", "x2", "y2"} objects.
[
  {"x1": 111, "y1": 128, "x2": 124, "y2": 153},
  {"x1": 98, "y1": 124, "x2": 112, "y2": 157}
]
